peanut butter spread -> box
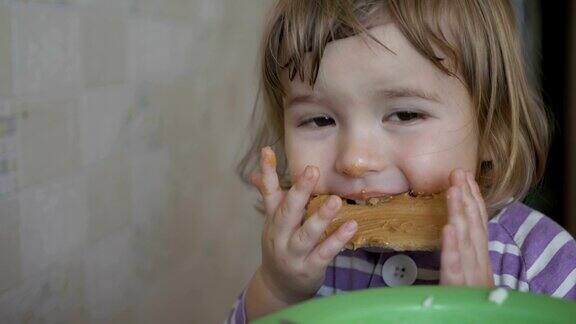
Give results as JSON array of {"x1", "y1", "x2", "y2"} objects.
[{"x1": 305, "y1": 192, "x2": 448, "y2": 251}]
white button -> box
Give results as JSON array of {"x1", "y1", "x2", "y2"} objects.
[{"x1": 381, "y1": 254, "x2": 418, "y2": 287}]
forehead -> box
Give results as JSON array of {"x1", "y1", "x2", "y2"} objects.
[{"x1": 283, "y1": 23, "x2": 464, "y2": 107}]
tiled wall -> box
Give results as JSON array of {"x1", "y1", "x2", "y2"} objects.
[{"x1": 0, "y1": 0, "x2": 269, "y2": 322}]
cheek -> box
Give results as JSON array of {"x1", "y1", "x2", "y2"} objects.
[
  {"x1": 402, "y1": 154, "x2": 451, "y2": 192},
  {"x1": 285, "y1": 136, "x2": 334, "y2": 184},
  {"x1": 398, "y1": 127, "x2": 479, "y2": 192}
]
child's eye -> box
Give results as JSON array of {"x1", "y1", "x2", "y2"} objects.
[
  {"x1": 299, "y1": 116, "x2": 336, "y2": 128},
  {"x1": 387, "y1": 111, "x2": 425, "y2": 123}
]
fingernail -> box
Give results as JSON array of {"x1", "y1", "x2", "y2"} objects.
[
  {"x1": 304, "y1": 166, "x2": 315, "y2": 180},
  {"x1": 344, "y1": 221, "x2": 357, "y2": 232},
  {"x1": 327, "y1": 196, "x2": 339, "y2": 210},
  {"x1": 262, "y1": 147, "x2": 276, "y2": 167}
]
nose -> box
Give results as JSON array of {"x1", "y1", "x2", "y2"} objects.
[
  {"x1": 338, "y1": 159, "x2": 375, "y2": 178},
  {"x1": 335, "y1": 135, "x2": 388, "y2": 178}
]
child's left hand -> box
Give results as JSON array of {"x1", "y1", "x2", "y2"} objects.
[{"x1": 440, "y1": 169, "x2": 495, "y2": 288}]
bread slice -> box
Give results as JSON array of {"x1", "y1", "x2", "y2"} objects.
[{"x1": 304, "y1": 192, "x2": 448, "y2": 251}]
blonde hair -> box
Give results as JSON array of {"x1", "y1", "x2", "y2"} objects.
[{"x1": 236, "y1": 0, "x2": 552, "y2": 217}]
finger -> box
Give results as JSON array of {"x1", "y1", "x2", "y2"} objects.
[
  {"x1": 459, "y1": 173, "x2": 484, "y2": 237},
  {"x1": 304, "y1": 220, "x2": 357, "y2": 271},
  {"x1": 249, "y1": 171, "x2": 264, "y2": 192},
  {"x1": 458, "y1": 175, "x2": 494, "y2": 286},
  {"x1": 273, "y1": 165, "x2": 319, "y2": 243},
  {"x1": 459, "y1": 172, "x2": 491, "y2": 282},
  {"x1": 249, "y1": 171, "x2": 266, "y2": 216},
  {"x1": 463, "y1": 172, "x2": 492, "y2": 284},
  {"x1": 447, "y1": 175, "x2": 470, "y2": 251},
  {"x1": 289, "y1": 195, "x2": 341, "y2": 256},
  {"x1": 250, "y1": 171, "x2": 275, "y2": 229},
  {"x1": 260, "y1": 147, "x2": 285, "y2": 216},
  {"x1": 466, "y1": 171, "x2": 489, "y2": 231},
  {"x1": 449, "y1": 170, "x2": 476, "y2": 246},
  {"x1": 448, "y1": 183, "x2": 479, "y2": 285},
  {"x1": 440, "y1": 224, "x2": 465, "y2": 285}
]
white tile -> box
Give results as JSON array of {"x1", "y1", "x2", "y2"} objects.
[
  {"x1": 0, "y1": 6, "x2": 12, "y2": 97},
  {"x1": 131, "y1": 0, "x2": 223, "y2": 24},
  {"x1": 0, "y1": 197, "x2": 21, "y2": 293},
  {"x1": 83, "y1": 228, "x2": 136, "y2": 321},
  {"x1": 85, "y1": 145, "x2": 132, "y2": 243},
  {"x1": 19, "y1": 174, "x2": 88, "y2": 279},
  {"x1": 130, "y1": 0, "x2": 195, "y2": 20},
  {"x1": 79, "y1": 85, "x2": 134, "y2": 165},
  {"x1": 0, "y1": 257, "x2": 87, "y2": 323},
  {"x1": 80, "y1": 13, "x2": 127, "y2": 87},
  {"x1": 12, "y1": 4, "x2": 81, "y2": 97},
  {"x1": 130, "y1": 147, "x2": 171, "y2": 231},
  {"x1": 127, "y1": 18, "x2": 173, "y2": 82},
  {"x1": 76, "y1": 0, "x2": 132, "y2": 13},
  {"x1": 15, "y1": 98, "x2": 81, "y2": 188},
  {"x1": 195, "y1": 0, "x2": 225, "y2": 26},
  {"x1": 127, "y1": 147, "x2": 174, "y2": 281},
  {"x1": 0, "y1": 104, "x2": 18, "y2": 198},
  {"x1": 27, "y1": 0, "x2": 130, "y2": 10},
  {"x1": 13, "y1": 0, "x2": 74, "y2": 5}
]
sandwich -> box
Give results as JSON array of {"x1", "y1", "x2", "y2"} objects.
[{"x1": 304, "y1": 191, "x2": 448, "y2": 251}]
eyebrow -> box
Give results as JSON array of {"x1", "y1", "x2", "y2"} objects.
[
  {"x1": 372, "y1": 87, "x2": 442, "y2": 103},
  {"x1": 285, "y1": 86, "x2": 441, "y2": 109},
  {"x1": 285, "y1": 92, "x2": 326, "y2": 108}
]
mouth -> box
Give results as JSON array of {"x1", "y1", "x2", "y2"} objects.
[
  {"x1": 341, "y1": 190, "x2": 436, "y2": 206},
  {"x1": 343, "y1": 195, "x2": 397, "y2": 206}
]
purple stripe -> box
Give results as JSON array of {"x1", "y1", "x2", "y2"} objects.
[
  {"x1": 327, "y1": 262, "x2": 441, "y2": 290},
  {"x1": 340, "y1": 248, "x2": 381, "y2": 262},
  {"x1": 340, "y1": 247, "x2": 441, "y2": 271},
  {"x1": 326, "y1": 266, "x2": 373, "y2": 290},
  {"x1": 341, "y1": 248, "x2": 441, "y2": 268},
  {"x1": 414, "y1": 279, "x2": 439, "y2": 285},
  {"x1": 234, "y1": 290, "x2": 246, "y2": 324},
  {"x1": 522, "y1": 218, "x2": 564, "y2": 269},
  {"x1": 403, "y1": 251, "x2": 441, "y2": 270},
  {"x1": 564, "y1": 283, "x2": 576, "y2": 300},
  {"x1": 488, "y1": 222, "x2": 518, "y2": 245},
  {"x1": 322, "y1": 276, "x2": 439, "y2": 289},
  {"x1": 490, "y1": 251, "x2": 523, "y2": 278},
  {"x1": 495, "y1": 202, "x2": 533, "y2": 237},
  {"x1": 530, "y1": 240, "x2": 576, "y2": 294},
  {"x1": 354, "y1": 278, "x2": 440, "y2": 287}
]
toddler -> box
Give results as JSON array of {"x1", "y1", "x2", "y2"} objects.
[{"x1": 227, "y1": 0, "x2": 576, "y2": 322}]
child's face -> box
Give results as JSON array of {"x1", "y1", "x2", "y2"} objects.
[{"x1": 283, "y1": 23, "x2": 480, "y2": 198}]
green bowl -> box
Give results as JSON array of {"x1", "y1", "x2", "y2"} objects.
[{"x1": 254, "y1": 286, "x2": 576, "y2": 324}]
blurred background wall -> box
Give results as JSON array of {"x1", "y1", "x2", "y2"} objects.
[
  {"x1": 522, "y1": 0, "x2": 575, "y2": 235},
  {"x1": 0, "y1": 0, "x2": 270, "y2": 322},
  {"x1": 0, "y1": 0, "x2": 573, "y2": 323},
  {"x1": 570, "y1": 0, "x2": 576, "y2": 235}
]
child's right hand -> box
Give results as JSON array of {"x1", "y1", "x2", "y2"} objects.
[{"x1": 249, "y1": 147, "x2": 358, "y2": 305}]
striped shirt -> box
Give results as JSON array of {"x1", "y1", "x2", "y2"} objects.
[{"x1": 226, "y1": 202, "x2": 576, "y2": 323}]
